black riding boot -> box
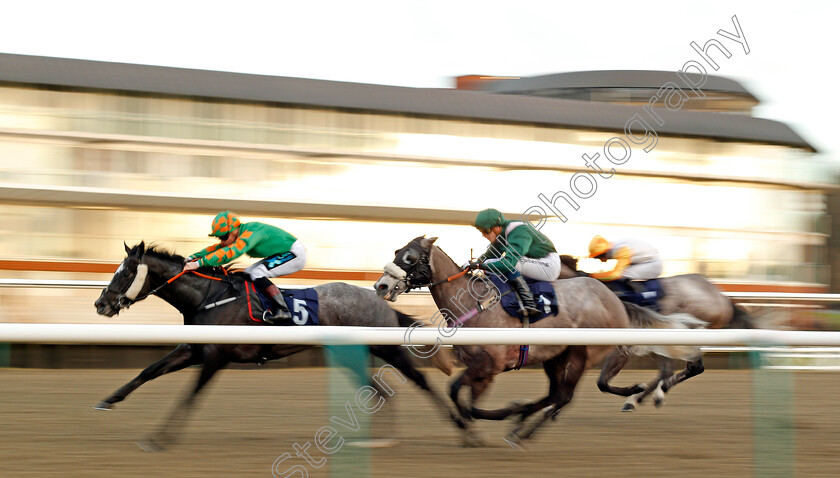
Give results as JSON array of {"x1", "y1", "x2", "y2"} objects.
[
  {"x1": 509, "y1": 275, "x2": 540, "y2": 318},
  {"x1": 254, "y1": 277, "x2": 293, "y2": 324},
  {"x1": 624, "y1": 279, "x2": 646, "y2": 294}
]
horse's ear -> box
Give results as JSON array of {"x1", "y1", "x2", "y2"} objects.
[
  {"x1": 124, "y1": 242, "x2": 130, "y2": 254},
  {"x1": 420, "y1": 237, "x2": 438, "y2": 249},
  {"x1": 127, "y1": 241, "x2": 145, "y2": 259}
]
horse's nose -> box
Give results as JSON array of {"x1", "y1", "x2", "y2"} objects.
[
  {"x1": 94, "y1": 292, "x2": 114, "y2": 316},
  {"x1": 374, "y1": 282, "x2": 390, "y2": 298}
]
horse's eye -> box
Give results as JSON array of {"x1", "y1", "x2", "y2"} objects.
[{"x1": 402, "y1": 249, "x2": 419, "y2": 265}]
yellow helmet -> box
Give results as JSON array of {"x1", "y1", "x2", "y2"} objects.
[
  {"x1": 209, "y1": 211, "x2": 241, "y2": 237},
  {"x1": 588, "y1": 235, "x2": 611, "y2": 258}
]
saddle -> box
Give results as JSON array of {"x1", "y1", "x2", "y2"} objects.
[
  {"x1": 605, "y1": 279, "x2": 665, "y2": 311},
  {"x1": 201, "y1": 272, "x2": 320, "y2": 326},
  {"x1": 248, "y1": 281, "x2": 320, "y2": 326},
  {"x1": 487, "y1": 275, "x2": 558, "y2": 323}
]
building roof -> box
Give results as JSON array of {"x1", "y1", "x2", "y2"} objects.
[
  {"x1": 477, "y1": 70, "x2": 758, "y2": 99},
  {"x1": 0, "y1": 53, "x2": 816, "y2": 152}
]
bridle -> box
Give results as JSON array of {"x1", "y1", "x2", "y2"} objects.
[
  {"x1": 383, "y1": 240, "x2": 468, "y2": 294},
  {"x1": 105, "y1": 259, "x2": 225, "y2": 311}
]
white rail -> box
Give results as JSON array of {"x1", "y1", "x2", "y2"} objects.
[
  {"x1": 0, "y1": 279, "x2": 109, "y2": 289},
  {"x1": 722, "y1": 292, "x2": 840, "y2": 302},
  {"x1": 3, "y1": 324, "x2": 840, "y2": 346}
]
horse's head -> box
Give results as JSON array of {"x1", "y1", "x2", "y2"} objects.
[
  {"x1": 374, "y1": 236, "x2": 437, "y2": 302},
  {"x1": 94, "y1": 241, "x2": 151, "y2": 317}
]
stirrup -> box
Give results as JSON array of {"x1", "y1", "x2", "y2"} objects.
[{"x1": 262, "y1": 309, "x2": 293, "y2": 325}]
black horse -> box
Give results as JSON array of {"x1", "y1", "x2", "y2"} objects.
[{"x1": 94, "y1": 242, "x2": 461, "y2": 450}]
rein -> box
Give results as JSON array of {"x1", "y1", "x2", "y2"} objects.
[
  {"x1": 132, "y1": 268, "x2": 226, "y2": 303},
  {"x1": 415, "y1": 268, "x2": 469, "y2": 290}
]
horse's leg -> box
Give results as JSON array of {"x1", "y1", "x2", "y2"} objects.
[
  {"x1": 139, "y1": 347, "x2": 228, "y2": 451},
  {"x1": 446, "y1": 370, "x2": 487, "y2": 447},
  {"x1": 622, "y1": 357, "x2": 673, "y2": 411},
  {"x1": 461, "y1": 350, "x2": 529, "y2": 421},
  {"x1": 95, "y1": 343, "x2": 202, "y2": 410},
  {"x1": 447, "y1": 351, "x2": 502, "y2": 447},
  {"x1": 368, "y1": 345, "x2": 465, "y2": 430},
  {"x1": 629, "y1": 354, "x2": 704, "y2": 410},
  {"x1": 660, "y1": 356, "x2": 705, "y2": 395},
  {"x1": 507, "y1": 345, "x2": 588, "y2": 445},
  {"x1": 596, "y1": 347, "x2": 647, "y2": 398}
]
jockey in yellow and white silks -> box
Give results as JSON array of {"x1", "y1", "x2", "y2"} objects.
[{"x1": 587, "y1": 236, "x2": 663, "y2": 286}]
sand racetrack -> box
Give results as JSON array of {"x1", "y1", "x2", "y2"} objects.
[{"x1": 1, "y1": 366, "x2": 839, "y2": 477}]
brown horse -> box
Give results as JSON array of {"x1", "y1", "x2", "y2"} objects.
[
  {"x1": 560, "y1": 254, "x2": 753, "y2": 410},
  {"x1": 374, "y1": 237, "x2": 705, "y2": 446}
]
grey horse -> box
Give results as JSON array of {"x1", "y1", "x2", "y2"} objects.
[
  {"x1": 374, "y1": 236, "x2": 706, "y2": 446},
  {"x1": 94, "y1": 241, "x2": 462, "y2": 450},
  {"x1": 559, "y1": 254, "x2": 754, "y2": 410}
]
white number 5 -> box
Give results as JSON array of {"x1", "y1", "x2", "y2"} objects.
[{"x1": 292, "y1": 298, "x2": 309, "y2": 325}]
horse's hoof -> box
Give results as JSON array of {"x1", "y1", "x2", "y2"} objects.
[
  {"x1": 621, "y1": 402, "x2": 636, "y2": 412},
  {"x1": 503, "y1": 433, "x2": 525, "y2": 451},
  {"x1": 93, "y1": 401, "x2": 113, "y2": 411},
  {"x1": 136, "y1": 439, "x2": 164, "y2": 452},
  {"x1": 653, "y1": 385, "x2": 666, "y2": 407}
]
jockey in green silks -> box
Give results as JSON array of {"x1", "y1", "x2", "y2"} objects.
[
  {"x1": 470, "y1": 208, "x2": 563, "y2": 317},
  {"x1": 184, "y1": 211, "x2": 307, "y2": 324}
]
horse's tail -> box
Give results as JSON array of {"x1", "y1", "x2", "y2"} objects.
[
  {"x1": 622, "y1": 302, "x2": 706, "y2": 361},
  {"x1": 623, "y1": 302, "x2": 707, "y2": 330},
  {"x1": 728, "y1": 300, "x2": 756, "y2": 329},
  {"x1": 393, "y1": 310, "x2": 458, "y2": 376}
]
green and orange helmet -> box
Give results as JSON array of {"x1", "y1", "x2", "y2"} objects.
[{"x1": 209, "y1": 211, "x2": 241, "y2": 237}]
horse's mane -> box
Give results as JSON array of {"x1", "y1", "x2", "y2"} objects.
[
  {"x1": 559, "y1": 254, "x2": 579, "y2": 271},
  {"x1": 431, "y1": 244, "x2": 459, "y2": 268},
  {"x1": 141, "y1": 243, "x2": 236, "y2": 276},
  {"x1": 143, "y1": 244, "x2": 186, "y2": 264}
]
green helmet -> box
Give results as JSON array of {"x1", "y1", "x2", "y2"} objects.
[
  {"x1": 209, "y1": 211, "x2": 241, "y2": 237},
  {"x1": 474, "y1": 208, "x2": 506, "y2": 230}
]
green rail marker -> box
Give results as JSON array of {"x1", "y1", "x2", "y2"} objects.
[
  {"x1": 325, "y1": 345, "x2": 371, "y2": 478},
  {"x1": 751, "y1": 348, "x2": 794, "y2": 478}
]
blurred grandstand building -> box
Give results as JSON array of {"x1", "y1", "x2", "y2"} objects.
[{"x1": 0, "y1": 53, "x2": 836, "y2": 328}]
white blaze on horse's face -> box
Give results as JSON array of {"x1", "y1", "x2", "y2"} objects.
[
  {"x1": 95, "y1": 257, "x2": 148, "y2": 317},
  {"x1": 374, "y1": 263, "x2": 408, "y2": 302}
]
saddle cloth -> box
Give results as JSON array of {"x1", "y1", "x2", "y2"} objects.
[
  {"x1": 606, "y1": 278, "x2": 665, "y2": 310},
  {"x1": 487, "y1": 275, "x2": 558, "y2": 323},
  {"x1": 248, "y1": 282, "x2": 320, "y2": 326}
]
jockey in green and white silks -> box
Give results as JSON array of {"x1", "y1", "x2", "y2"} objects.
[
  {"x1": 184, "y1": 211, "x2": 307, "y2": 324},
  {"x1": 471, "y1": 208, "x2": 563, "y2": 317}
]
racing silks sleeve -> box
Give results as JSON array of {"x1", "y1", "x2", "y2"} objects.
[
  {"x1": 590, "y1": 246, "x2": 633, "y2": 281},
  {"x1": 195, "y1": 230, "x2": 257, "y2": 267},
  {"x1": 187, "y1": 243, "x2": 222, "y2": 262}
]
